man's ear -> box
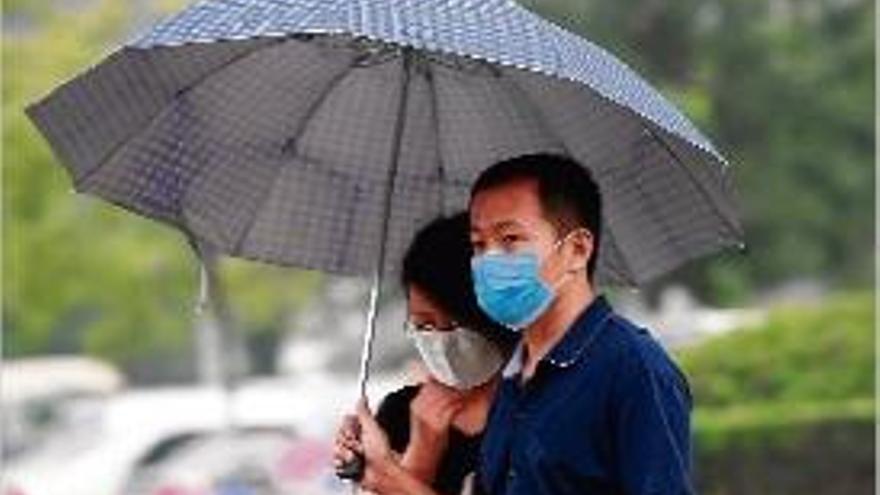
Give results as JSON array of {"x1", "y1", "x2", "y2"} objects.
[{"x1": 567, "y1": 229, "x2": 593, "y2": 273}]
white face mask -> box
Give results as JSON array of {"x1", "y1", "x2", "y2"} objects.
[{"x1": 407, "y1": 325, "x2": 505, "y2": 390}]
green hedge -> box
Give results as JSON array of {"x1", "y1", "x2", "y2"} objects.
[
  {"x1": 694, "y1": 400, "x2": 874, "y2": 495},
  {"x1": 694, "y1": 398, "x2": 874, "y2": 453},
  {"x1": 677, "y1": 293, "x2": 875, "y2": 494},
  {"x1": 677, "y1": 292, "x2": 874, "y2": 407}
]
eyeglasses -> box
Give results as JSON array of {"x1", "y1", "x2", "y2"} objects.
[{"x1": 403, "y1": 320, "x2": 461, "y2": 334}]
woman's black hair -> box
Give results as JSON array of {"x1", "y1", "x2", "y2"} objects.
[{"x1": 401, "y1": 212, "x2": 517, "y2": 354}]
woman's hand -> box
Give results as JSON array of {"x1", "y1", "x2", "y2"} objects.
[
  {"x1": 353, "y1": 400, "x2": 411, "y2": 493},
  {"x1": 411, "y1": 379, "x2": 465, "y2": 436},
  {"x1": 332, "y1": 413, "x2": 363, "y2": 473},
  {"x1": 333, "y1": 400, "x2": 396, "y2": 491},
  {"x1": 403, "y1": 379, "x2": 465, "y2": 483},
  {"x1": 336, "y1": 399, "x2": 448, "y2": 495}
]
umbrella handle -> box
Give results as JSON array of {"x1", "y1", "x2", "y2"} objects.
[
  {"x1": 336, "y1": 453, "x2": 366, "y2": 482},
  {"x1": 335, "y1": 414, "x2": 365, "y2": 482}
]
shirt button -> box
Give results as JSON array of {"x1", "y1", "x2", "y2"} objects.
[{"x1": 507, "y1": 468, "x2": 516, "y2": 480}]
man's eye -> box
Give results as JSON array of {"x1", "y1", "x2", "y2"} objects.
[
  {"x1": 501, "y1": 234, "x2": 520, "y2": 245},
  {"x1": 472, "y1": 240, "x2": 486, "y2": 253}
]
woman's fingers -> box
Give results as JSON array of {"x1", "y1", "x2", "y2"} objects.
[
  {"x1": 418, "y1": 380, "x2": 464, "y2": 410},
  {"x1": 334, "y1": 433, "x2": 362, "y2": 452},
  {"x1": 333, "y1": 409, "x2": 367, "y2": 471},
  {"x1": 334, "y1": 412, "x2": 364, "y2": 457},
  {"x1": 338, "y1": 430, "x2": 358, "y2": 446},
  {"x1": 337, "y1": 414, "x2": 360, "y2": 441},
  {"x1": 333, "y1": 443, "x2": 354, "y2": 465},
  {"x1": 355, "y1": 399, "x2": 379, "y2": 433},
  {"x1": 411, "y1": 381, "x2": 466, "y2": 432},
  {"x1": 332, "y1": 448, "x2": 350, "y2": 467},
  {"x1": 356, "y1": 399, "x2": 392, "y2": 458}
]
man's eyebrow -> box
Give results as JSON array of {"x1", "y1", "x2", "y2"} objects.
[
  {"x1": 471, "y1": 219, "x2": 527, "y2": 235},
  {"x1": 492, "y1": 219, "x2": 526, "y2": 231}
]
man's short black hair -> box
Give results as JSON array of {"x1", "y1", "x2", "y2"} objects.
[
  {"x1": 401, "y1": 212, "x2": 517, "y2": 353},
  {"x1": 470, "y1": 153, "x2": 602, "y2": 281}
]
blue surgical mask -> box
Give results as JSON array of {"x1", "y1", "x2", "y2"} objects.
[
  {"x1": 471, "y1": 230, "x2": 585, "y2": 331},
  {"x1": 471, "y1": 251, "x2": 554, "y2": 331}
]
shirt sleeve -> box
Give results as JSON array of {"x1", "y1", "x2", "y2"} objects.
[{"x1": 612, "y1": 344, "x2": 695, "y2": 495}]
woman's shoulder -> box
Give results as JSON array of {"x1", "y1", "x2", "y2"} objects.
[
  {"x1": 374, "y1": 383, "x2": 422, "y2": 450},
  {"x1": 377, "y1": 383, "x2": 421, "y2": 415}
]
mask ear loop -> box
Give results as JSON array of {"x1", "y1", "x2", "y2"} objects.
[{"x1": 548, "y1": 228, "x2": 591, "y2": 291}]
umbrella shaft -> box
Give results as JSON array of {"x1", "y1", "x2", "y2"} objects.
[
  {"x1": 355, "y1": 48, "x2": 413, "y2": 401},
  {"x1": 358, "y1": 274, "x2": 383, "y2": 399}
]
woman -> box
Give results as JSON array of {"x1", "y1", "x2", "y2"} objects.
[{"x1": 334, "y1": 213, "x2": 515, "y2": 495}]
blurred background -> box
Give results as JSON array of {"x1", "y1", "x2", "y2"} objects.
[{"x1": 2, "y1": 0, "x2": 874, "y2": 494}]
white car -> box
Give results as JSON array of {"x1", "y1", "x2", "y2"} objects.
[
  {"x1": 121, "y1": 427, "x2": 344, "y2": 495},
  {"x1": 3, "y1": 374, "x2": 400, "y2": 495},
  {"x1": 2, "y1": 357, "x2": 125, "y2": 461}
]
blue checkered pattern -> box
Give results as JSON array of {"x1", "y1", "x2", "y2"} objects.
[{"x1": 132, "y1": 0, "x2": 719, "y2": 161}]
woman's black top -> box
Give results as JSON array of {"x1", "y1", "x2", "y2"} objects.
[{"x1": 376, "y1": 384, "x2": 483, "y2": 495}]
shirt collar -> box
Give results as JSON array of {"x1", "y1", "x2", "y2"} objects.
[
  {"x1": 502, "y1": 295, "x2": 613, "y2": 378},
  {"x1": 502, "y1": 342, "x2": 525, "y2": 378}
]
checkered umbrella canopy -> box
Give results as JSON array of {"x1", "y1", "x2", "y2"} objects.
[{"x1": 26, "y1": 0, "x2": 743, "y2": 287}]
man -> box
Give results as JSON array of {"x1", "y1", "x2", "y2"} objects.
[{"x1": 469, "y1": 153, "x2": 694, "y2": 495}]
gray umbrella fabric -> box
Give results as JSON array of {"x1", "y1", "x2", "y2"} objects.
[{"x1": 26, "y1": 0, "x2": 743, "y2": 287}]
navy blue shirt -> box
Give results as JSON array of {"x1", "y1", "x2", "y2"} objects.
[{"x1": 479, "y1": 295, "x2": 694, "y2": 495}]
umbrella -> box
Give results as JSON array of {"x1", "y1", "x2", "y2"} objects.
[{"x1": 26, "y1": 0, "x2": 743, "y2": 431}]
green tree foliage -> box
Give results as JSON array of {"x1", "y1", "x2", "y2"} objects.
[{"x1": 3, "y1": 0, "x2": 53, "y2": 18}]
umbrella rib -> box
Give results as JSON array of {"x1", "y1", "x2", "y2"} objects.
[
  {"x1": 643, "y1": 125, "x2": 745, "y2": 246},
  {"x1": 598, "y1": 216, "x2": 640, "y2": 286},
  {"x1": 504, "y1": 73, "x2": 639, "y2": 285},
  {"x1": 425, "y1": 61, "x2": 447, "y2": 214},
  {"x1": 231, "y1": 53, "x2": 363, "y2": 256},
  {"x1": 74, "y1": 39, "x2": 284, "y2": 192},
  {"x1": 628, "y1": 146, "x2": 693, "y2": 279}
]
